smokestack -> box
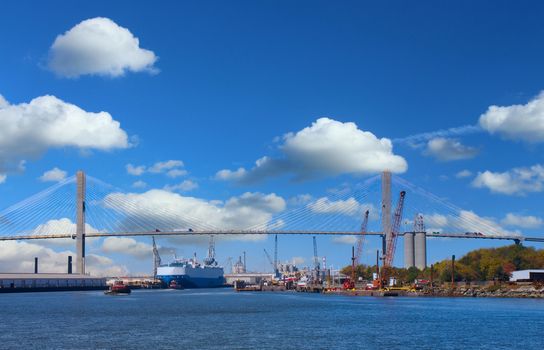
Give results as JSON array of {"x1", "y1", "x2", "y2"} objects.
[
  {"x1": 34, "y1": 257, "x2": 38, "y2": 274},
  {"x1": 68, "y1": 256, "x2": 73, "y2": 274}
]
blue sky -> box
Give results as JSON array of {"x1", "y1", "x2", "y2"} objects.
[{"x1": 1, "y1": 1, "x2": 544, "y2": 275}]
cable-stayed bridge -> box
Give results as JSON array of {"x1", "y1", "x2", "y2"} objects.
[{"x1": 0, "y1": 171, "x2": 543, "y2": 274}]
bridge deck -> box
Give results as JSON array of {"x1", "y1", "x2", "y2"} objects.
[{"x1": 0, "y1": 230, "x2": 542, "y2": 242}]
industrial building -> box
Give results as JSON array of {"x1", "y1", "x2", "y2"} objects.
[
  {"x1": 509, "y1": 270, "x2": 544, "y2": 282},
  {"x1": 224, "y1": 273, "x2": 274, "y2": 286}
]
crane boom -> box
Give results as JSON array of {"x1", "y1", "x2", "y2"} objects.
[
  {"x1": 274, "y1": 234, "x2": 278, "y2": 277},
  {"x1": 263, "y1": 249, "x2": 276, "y2": 273},
  {"x1": 355, "y1": 210, "x2": 369, "y2": 265},
  {"x1": 152, "y1": 236, "x2": 161, "y2": 279},
  {"x1": 384, "y1": 191, "x2": 406, "y2": 267},
  {"x1": 313, "y1": 236, "x2": 320, "y2": 280}
]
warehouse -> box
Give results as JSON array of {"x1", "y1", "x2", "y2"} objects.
[
  {"x1": 0, "y1": 273, "x2": 106, "y2": 291},
  {"x1": 509, "y1": 270, "x2": 544, "y2": 282}
]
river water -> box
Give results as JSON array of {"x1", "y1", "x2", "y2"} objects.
[{"x1": 0, "y1": 289, "x2": 542, "y2": 349}]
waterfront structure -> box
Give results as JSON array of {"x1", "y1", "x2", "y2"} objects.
[
  {"x1": 510, "y1": 270, "x2": 544, "y2": 282},
  {"x1": 0, "y1": 273, "x2": 105, "y2": 290}
]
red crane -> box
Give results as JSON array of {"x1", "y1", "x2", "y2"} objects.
[
  {"x1": 354, "y1": 210, "x2": 370, "y2": 266},
  {"x1": 384, "y1": 191, "x2": 406, "y2": 268}
]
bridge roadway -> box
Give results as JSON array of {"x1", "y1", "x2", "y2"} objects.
[{"x1": 1, "y1": 230, "x2": 543, "y2": 243}]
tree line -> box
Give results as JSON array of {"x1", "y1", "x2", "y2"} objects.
[{"x1": 340, "y1": 244, "x2": 544, "y2": 284}]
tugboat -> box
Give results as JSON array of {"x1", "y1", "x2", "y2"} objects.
[
  {"x1": 169, "y1": 280, "x2": 184, "y2": 289},
  {"x1": 104, "y1": 280, "x2": 131, "y2": 295}
]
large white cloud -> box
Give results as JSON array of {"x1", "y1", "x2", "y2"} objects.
[
  {"x1": 30, "y1": 218, "x2": 100, "y2": 247},
  {"x1": 472, "y1": 164, "x2": 544, "y2": 195},
  {"x1": 0, "y1": 94, "x2": 129, "y2": 172},
  {"x1": 48, "y1": 17, "x2": 158, "y2": 78},
  {"x1": 479, "y1": 91, "x2": 544, "y2": 142},
  {"x1": 424, "y1": 137, "x2": 478, "y2": 161},
  {"x1": 102, "y1": 237, "x2": 152, "y2": 258},
  {"x1": 216, "y1": 118, "x2": 407, "y2": 183},
  {"x1": 0, "y1": 240, "x2": 127, "y2": 276},
  {"x1": 102, "y1": 190, "x2": 286, "y2": 241}
]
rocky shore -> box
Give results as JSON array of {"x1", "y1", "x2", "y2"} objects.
[{"x1": 426, "y1": 284, "x2": 544, "y2": 298}]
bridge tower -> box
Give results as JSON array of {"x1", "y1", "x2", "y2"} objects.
[
  {"x1": 381, "y1": 171, "x2": 392, "y2": 261},
  {"x1": 76, "y1": 170, "x2": 86, "y2": 274}
]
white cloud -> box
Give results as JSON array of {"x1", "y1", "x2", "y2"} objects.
[
  {"x1": 479, "y1": 91, "x2": 544, "y2": 143},
  {"x1": 288, "y1": 194, "x2": 313, "y2": 206},
  {"x1": 332, "y1": 235, "x2": 358, "y2": 245},
  {"x1": 424, "y1": 137, "x2": 478, "y2": 161},
  {"x1": 0, "y1": 94, "x2": 129, "y2": 173},
  {"x1": 149, "y1": 160, "x2": 184, "y2": 173},
  {"x1": 132, "y1": 180, "x2": 147, "y2": 189},
  {"x1": 166, "y1": 169, "x2": 188, "y2": 178},
  {"x1": 472, "y1": 164, "x2": 544, "y2": 195},
  {"x1": 0, "y1": 174, "x2": 6, "y2": 184},
  {"x1": 39, "y1": 167, "x2": 67, "y2": 182},
  {"x1": 48, "y1": 17, "x2": 158, "y2": 78},
  {"x1": 215, "y1": 118, "x2": 407, "y2": 183},
  {"x1": 102, "y1": 237, "x2": 152, "y2": 258},
  {"x1": 0, "y1": 95, "x2": 8, "y2": 108},
  {"x1": 307, "y1": 197, "x2": 376, "y2": 218},
  {"x1": 30, "y1": 218, "x2": 100, "y2": 247},
  {"x1": 164, "y1": 180, "x2": 198, "y2": 192},
  {"x1": 102, "y1": 190, "x2": 286, "y2": 241},
  {"x1": 501, "y1": 213, "x2": 543, "y2": 229},
  {"x1": 393, "y1": 124, "x2": 482, "y2": 145},
  {"x1": 419, "y1": 211, "x2": 519, "y2": 237},
  {"x1": 0, "y1": 240, "x2": 127, "y2": 276},
  {"x1": 215, "y1": 167, "x2": 247, "y2": 181},
  {"x1": 455, "y1": 169, "x2": 473, "y2": 178},
  {"x1": 126, "y1": 164, "x2": 145, "y2": 176}
]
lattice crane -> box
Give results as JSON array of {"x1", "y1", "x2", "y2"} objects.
[
  {"x1": 355, "y1": 210, "x2": 370, "y2": 266},
  {"x1": 384, "y1": 191, "x2": 406, "y2": 267}
]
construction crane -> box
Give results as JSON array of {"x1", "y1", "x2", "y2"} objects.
[
  {"x1": 355, "y1": 210, "x2": 370, "y2": 266},
  {"x1": 152, "y1": 236, "x2": 161, "y2": 280},
  {"x1": 384, "y1": 191, "x2": 406, "y2": 268},
  {"x1": 274, "y1": 234, "x2": 278, "y2": 277},
  {"x1": 263, "y1": 248, "x2": 279, "y2": 277},
  {"x1": 313, "y1": 236, "x2": 320, "y2": 282}
]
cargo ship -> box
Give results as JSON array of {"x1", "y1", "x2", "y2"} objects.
[{"x1": 156, "y1": 236, "x2": 224, "y2": 288}]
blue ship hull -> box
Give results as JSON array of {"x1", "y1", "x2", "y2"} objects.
[{"x1": 159, "y1": 275, "x2": 224, "y2": 289}]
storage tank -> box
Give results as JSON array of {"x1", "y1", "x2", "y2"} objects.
[
  {"x1": 404, "y1": 232, "x2": 415, "y2": 268},
  {"x1": 415, "y1": 232, "x2": 427, "y2": 270}
]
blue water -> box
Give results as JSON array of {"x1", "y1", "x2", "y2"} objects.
[{"x1": 0, "y1": 289, "x2": 543, "y2": 349}]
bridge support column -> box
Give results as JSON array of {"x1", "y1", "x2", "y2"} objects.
[
  {"x1": 415, "y1": 232, "x2": 427, "y2": 270},
  {"x1": 381, "y1": 171, "x2": 392, "y2": 259},
  {"x1": 404, "y1": 233, "x2": 415, "y2": 268},
  {"x1": 76, "y1": 171, "x2": 86, "y2": 274}
]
